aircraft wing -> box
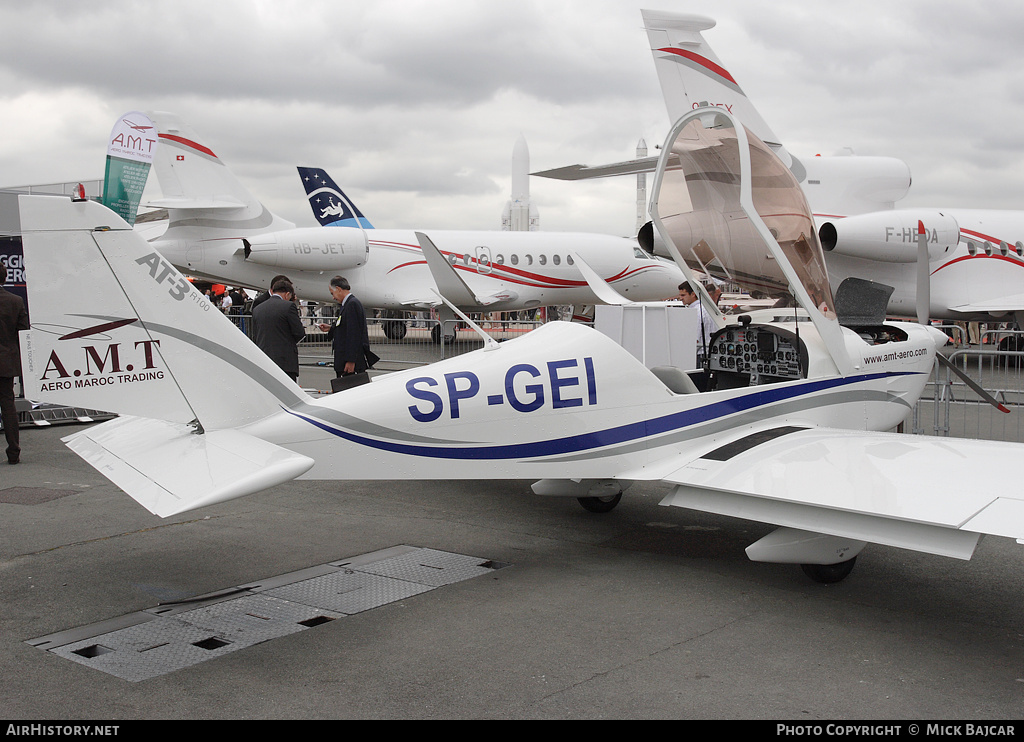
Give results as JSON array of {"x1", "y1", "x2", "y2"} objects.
[
  {"x1": 648, "y1": 425, "x2": 1024, "y2": 560},
  {"x1": 64, "y1": 416, "x2": 315, "y2": 518},
  {"x1": 948, "y1": 295, "x2": 1024, "y2": 313}
]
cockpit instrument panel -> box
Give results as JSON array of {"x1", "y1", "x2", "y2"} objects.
[{"x1": 708, "y1": 325, "x2": 806, "y2": 387}]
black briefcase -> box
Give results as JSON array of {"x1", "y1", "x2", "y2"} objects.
[{"x1": 331, "y1": 372, "x2": 371, "y2": 393}]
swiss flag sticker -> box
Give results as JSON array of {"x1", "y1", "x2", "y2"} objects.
[{"x1": 176, "y1": 155, "x2": 185, "y2": 161}]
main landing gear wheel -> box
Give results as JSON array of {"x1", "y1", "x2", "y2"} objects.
[
  {"x1": 577, "y1": 493, "x2": 622, "y2": 513},
  {"x1": 431, "y1": 324, "x2": 455, "y2": 345},
  {"x1": 801, "y1": 557, "x2": 857, "y2": 584},
  {"x1": 382, "y1": 321, "x2": 407, "y2": 340}
]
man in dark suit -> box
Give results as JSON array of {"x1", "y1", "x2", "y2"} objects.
[
  {"x1": 0, "y1": 285, "x2": 29, "y2": 464},
  {"x1": 252, "y1": 279, "x2": 305, "y2": 381},
  {"x1": 318, "y1": 275, "x2": 370, "y2": 377}
]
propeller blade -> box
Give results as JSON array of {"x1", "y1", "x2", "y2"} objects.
[
  {"x1": 916, "y1": 220, "x2": 930, "y2": 326},
  {"x1": 936, "y1": 353, "x2": 1010, "y2": 413}
]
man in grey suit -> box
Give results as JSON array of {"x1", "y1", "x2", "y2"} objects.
[
  {"x1": 252, "y1": 279, "x2": 305, "y2": 382},
  {"x1": 0, "y1": 285, "x2": 29, "y2": 464}
]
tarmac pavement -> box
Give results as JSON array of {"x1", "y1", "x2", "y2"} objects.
[{"x1": 3, "y1": 364, "x2": 1024, "y2": 721}]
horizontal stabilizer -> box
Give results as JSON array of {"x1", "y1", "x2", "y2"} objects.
[
  {"x1": 532, "y1": 156, "x2": 662, "y2": 181},
  {"x1": 656, "y1": 425, "x2": 1024, "y2": 559},
  {"x1": 65, "y1": 416, "x2": 314, "y2": 518},
  {"x1": 144, "y1": 196, "x2": 246, "y2": 210}
]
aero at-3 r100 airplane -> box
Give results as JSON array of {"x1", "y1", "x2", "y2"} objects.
[
  {"x1": 143, "y1": 112, "x2": 684, "y2": 341},
  {"x1": 540, "y1": 9, "x2": 1024, "y2": 327},
  {"x1": 19, "y1": 107, "x2": 1024, "y2": 583}
]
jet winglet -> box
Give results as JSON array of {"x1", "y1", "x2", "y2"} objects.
[
  {"x1": 571, "y1": 252, "x2": 633, "y2": 306},
  {"x1": 414, "y1": 231, "x2": 482, "y2": 307}
]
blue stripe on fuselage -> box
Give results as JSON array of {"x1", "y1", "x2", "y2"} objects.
[{"x1": 286, "y1": 372, "x2": 914, "y2": 460}]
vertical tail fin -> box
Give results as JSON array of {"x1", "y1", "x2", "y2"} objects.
[
  {"x1": 145, "y1": 111, "x2": 294, "y2": 235},
  {"x1": 641, "y1": 9, "x2": 793, "y2": 169},
  {"x1": 297, "y1": 167, "x2": 373, "y2": 228},
  {"x1": 18, "y1": 194, "x2": 310, "y2": 431}
]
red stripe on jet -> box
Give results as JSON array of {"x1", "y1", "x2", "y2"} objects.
[
  {"x1": 961, "y1": 227, "x2": 1009, "y2": 245},
  {"x1": 657, "y1": 47, "x2": 737, "y2": 85},
  {"x1": 931, "y1": 254, "x2": 1024, "y2": 276},
  {"x1": 158, "y1": 133, "x2": 218, "y2": 158}
]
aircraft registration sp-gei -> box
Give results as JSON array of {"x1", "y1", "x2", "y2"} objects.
[
  {"x1": 538, "y1": 9, "x2": 1024, "y2": 328},
  {"x1": 143, "y1": 112, "x2": 684, "y2": 342},
  {"x1": 19, "y1": 108, "x2": 1024, "y2": 584}
]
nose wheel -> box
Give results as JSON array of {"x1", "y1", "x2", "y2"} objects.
[{"x1": 577, "y1": 493, "x2": 622, "y2": 513}]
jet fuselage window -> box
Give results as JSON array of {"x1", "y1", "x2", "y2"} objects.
[
  {"x1": 539, "y1": 255, "x2": 547, "y2": 266},
  {"x1": 448, "y1": 254, "x2": 457, "y2": 265},
  {"x1": 526, "y1": 255, "x2": 533, "y2": 266},
  {"x1": 511, "y1": 254, "x2": 519, "y2": 265},
  {"x1": 496, "y1": 254, "x2": 505, "y2": 265},
  {"x1": 567, "y1": 255, "x2": 574, "y2": 265},
  {"x1": 553, "y1": 255, "x2": 560, "y2": 265}
]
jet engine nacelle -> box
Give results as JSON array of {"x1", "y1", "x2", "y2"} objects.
[
  {"x1": 637, "y1": 221, "x2": 669, "y2": 258},
  {"x1": 818, "y1": 209, "x2": 960, "y2": 263},
  {"x1": 243, "y1": 227, "x2": 369, "y2": 271}
]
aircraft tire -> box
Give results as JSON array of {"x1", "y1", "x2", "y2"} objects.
[
  {"x1": 383, "y1": 321, "x2": 408, "y2": 340},
  {"x1": 800, "y1": 557, "x2": 857, "y2": 584},
  {"x1": 577, "y1": 493, "x2": 622, "y2": 513},
  {"x1": 431, "y1": 324, "x2": 456, "y2": 345}
]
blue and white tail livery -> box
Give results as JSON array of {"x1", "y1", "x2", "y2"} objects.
[
  {"x1": 297, "y1": 167, "x2": 373, "y2": 229},
  {"x1": 18, "y1": 107, "x2": 1024, "y2": 583}
]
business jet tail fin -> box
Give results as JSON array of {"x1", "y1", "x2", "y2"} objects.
[
  {"x1": 641, "y1": 9, "x2": 792, "y2": 168},
  {"x1": 144, "y1": 111, "x2": 295, "y2": 234},
  {"x1": 297, "y1": 167, "x2": 374, "y2": 228}
]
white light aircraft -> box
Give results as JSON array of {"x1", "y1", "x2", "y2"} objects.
[
  {"x1": 19, "y1": 107, "x2": 1024, "y2": 583},
  {"x1": 540, "y1": 9, "x2": 1024, "y2": 327},
  {"x1": 143, "y1": 112, "x2": 684, "y2": 341}
]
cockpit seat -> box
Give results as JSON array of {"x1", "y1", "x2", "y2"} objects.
[{"x1": 651, "y1": 366, "x2": 701, "y2": 395}]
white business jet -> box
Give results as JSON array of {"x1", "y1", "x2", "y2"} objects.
[
  {"x1": 540, "y1": 10, "x2": 1024, "y2": 327},
  {"x1": 143, "y1": 112, "x2": 684, "y2": 342},
  {"x1": 19, "y1": 107, "x2": 1024, "y2": 583}
]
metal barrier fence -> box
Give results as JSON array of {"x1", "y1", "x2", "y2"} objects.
[{"x1": 912, "y1": 346, "x2": 1024, "y2": 443}]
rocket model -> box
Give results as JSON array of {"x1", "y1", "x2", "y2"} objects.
[
  {"x1": 635, "y1": 138, "x2": 647, "y2": 234},
  {"x1": 501, "y1": 134, "x2": 540, "y2": 231}
]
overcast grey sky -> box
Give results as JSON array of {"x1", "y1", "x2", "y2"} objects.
[{"x1": 3, "y1": 0, "x2": 1024, "y2": 237}]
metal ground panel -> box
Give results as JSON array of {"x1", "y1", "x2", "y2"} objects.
[
  {"x1": 262, "y1": 568, "x2": 434, "y2": 615},
  {"x1": 356, "y1": 547, "x2": 498, "y2": 587},
  {"x1": 29, "y1": 546, "x2": 505, "y2": 682}
]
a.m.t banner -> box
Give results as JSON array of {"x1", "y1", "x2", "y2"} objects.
[{"x1": 100, "y1": 112, "x2": 156, "y2": 225}]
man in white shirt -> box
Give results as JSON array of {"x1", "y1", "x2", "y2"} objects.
[{"x1": 677, "y1": 283, "x2": 713, "y2": 391}]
